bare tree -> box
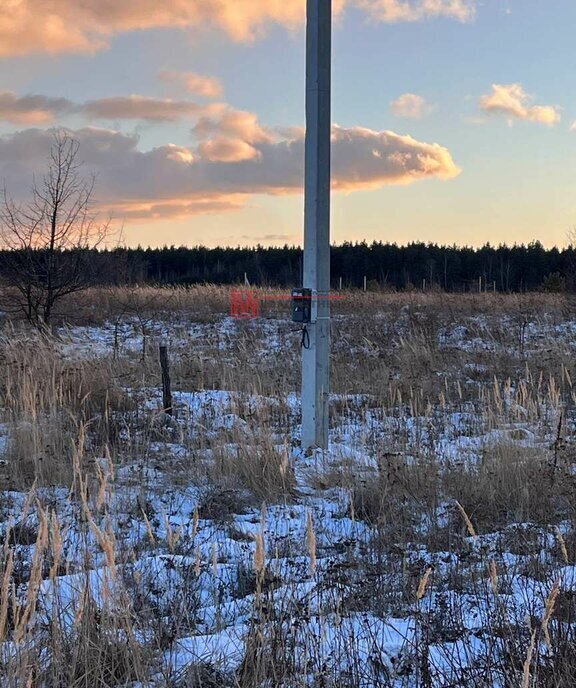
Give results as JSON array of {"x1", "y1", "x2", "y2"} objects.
[
  {"x1": 0, "y1": 131, "x2": 113, "y2": 328},
  {"x1": 108, "y1": 285, "x2": 174, "y2": 361}
]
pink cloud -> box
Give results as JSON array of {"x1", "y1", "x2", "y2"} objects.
[
  {"x1": 0, "y1": 0, "x2": 477, "y2": 57},
  {"x1": 0, "y1": 92, "x2": 74, "y2": 124},
  {"x1": 198, "y1": 137, "x2": 261, "y2": 163},
  {"x1": 479, "y1": 84, "x2": 561, "y2": 126},
  {"x1": 390, "y1": 93, "x2": 434, "y2": 119},
  {"x1": 80, "y1": 96, "x2": 224, "y2": 122},
  {"x1": 0, "y1": 91, "x2": 227, "y2": 124},
  {"x1": 331, "y1": 125, "x2": 460, "y2": 190},
  {"x1": 158, "y1": 71, "x2": 224, "y2": 99},
  {"x1": 0, "y1": 0, "x2": 305, "y2": 56},
  {"x1": 0, "y1": 124, "x2": 460, "y2": 220},
  {"x1": 193, "y1": 108, "x2": 276, "y2": 144}
]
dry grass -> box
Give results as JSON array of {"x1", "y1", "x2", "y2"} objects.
[
  {"x1": 0, "y1": 329, "x2": 134, "y2": 487},
  {"x1": 0, "y1": 286, "x2": 574, "y2": 685},
  {"x1": 207, "y1": 439, "x2": 296, "y2": 505}
]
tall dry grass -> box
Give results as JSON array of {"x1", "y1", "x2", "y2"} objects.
[{"x1": 0, "y1": 287, "x2": 574, "y2": 685}]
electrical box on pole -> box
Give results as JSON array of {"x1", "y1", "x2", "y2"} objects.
[
  {"x1": 301, "y1": 0, "x2": 331, "y2": 451},
  {"x1": 292, "y1": 288, "x2": 313, "y2": 323}
]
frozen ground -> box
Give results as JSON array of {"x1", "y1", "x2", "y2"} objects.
[{"x1": 2, "y1": 302, "x2": 576, "y2": 686}]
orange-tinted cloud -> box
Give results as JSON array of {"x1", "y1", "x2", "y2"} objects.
[
  {"x1": 0, "y1": 91, "x2": 74, "y2": 124},
  {"x1": 390, "y1": 93, "x2": 433, "y2": 119},
  {"x1": 0, "y1": 0, "x2": 305, "y2": 56},
  {"x1": 158, "y1": 71, "x2": 224, "y2": 99},
  {"x1": 0, "y1": 0, "x2": 476, "y2": 57},
  {"x1": 480, "y1": 84, "x2": 560, "y2": 126},
  {"x1": 109, "y1": 196, "x2": 247, "y2": 220},
  {"x1": 0, "y1": 124, "x2": 460, "y2": 220},
  {"x1": 0, "y1": 91, "x2": 227, "y2": 124},
  {"x1": 331, "y1": 125, "x2": 460, "y2": 190},
  {"x1": 80, "y1": 96, "x2": 224, "y2": 122},
  {"x1": 198, "y1": 137, "x2": 261, "y2": 163},
  {"x1": 193, "y1": 108, "x2": 276, "y2": 144}
]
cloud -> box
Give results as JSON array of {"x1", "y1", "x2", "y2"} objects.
[
  {"x1": 0, "y1": 91, "x2": 228, "y2": 124},
  {"x1": 0, "y1": 0, "x2": 477, "y2": 57},
  {"x1": 158, "y1": 71, "x2": 224, "y2": 99},
  {"x1": 0, "y1": 0, "x2": 306, "y2": 56},
  {"x1": 80, "y1": 96, "x2": 225, "y2": 122},
  {"x1": 479, "y1": 84, "x2": 561, "y2": 126},
  {"x1": 0, "y1": 124, "x2": 460, "y2": 221},
  {"x1": 390, "y1": 93, "x2": 433, "y2": 119},
  {"x1": 0, "y1": 91, "x2": 74, "y2": 124},
  {"x1": 331, "y1": 125, "x2": 460, "y2": 190},
  {"x1": 113, "y1": 197, "x2": 247, "y2": 220},
  {"x1": 356, "y1": 0, "x2": 475, "y2": 23},
  {"x1": 193, "y1": 108, "x2": 276, "y2": 144},
  {"x1": 0, "y1": 92, "x2": 276, "y2": 133},
  {"x1": 198, "y1": 137, "x2": 261, "y2": 163}
]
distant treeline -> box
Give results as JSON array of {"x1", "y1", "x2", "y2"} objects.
[{"x1": 0, "y1": 241, "x2": 575, "y2": 292}]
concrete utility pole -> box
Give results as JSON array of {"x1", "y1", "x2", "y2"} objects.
[{"x1": 301, "y1": 0, "x2": 332, "y2": 451}]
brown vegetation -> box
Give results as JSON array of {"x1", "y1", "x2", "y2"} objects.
[{"x1": 0, "y1": 286, "x2": 574, "y2": 685}]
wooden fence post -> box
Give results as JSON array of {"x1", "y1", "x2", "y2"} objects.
[{"x1": 159, "y1": 341, "x2": 173, "y2": 416}]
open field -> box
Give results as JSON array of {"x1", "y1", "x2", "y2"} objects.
[{"x1": 1, "y1": 286, "x2": 576, "y2": 686}]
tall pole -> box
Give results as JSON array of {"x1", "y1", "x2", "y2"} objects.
[{"x1": 302, "y1": 0, "x2": 331, "y2": 451}]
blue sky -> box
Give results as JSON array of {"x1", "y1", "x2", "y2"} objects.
[{"x1": 0, "y1": 0, "x2": 575, "y2": 247}]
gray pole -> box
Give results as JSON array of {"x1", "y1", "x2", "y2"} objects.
[{"x1": 302, "y1": 0, "x2": 331, "y2": 451}]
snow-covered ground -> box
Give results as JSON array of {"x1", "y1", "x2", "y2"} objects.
[{"x1": 1, "y1": 304, "x2": 576, "y2": 686}]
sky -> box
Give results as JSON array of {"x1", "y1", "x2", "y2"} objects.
[{"x1": 0, "y1": 0, "x2": 575, "y2": 248}]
